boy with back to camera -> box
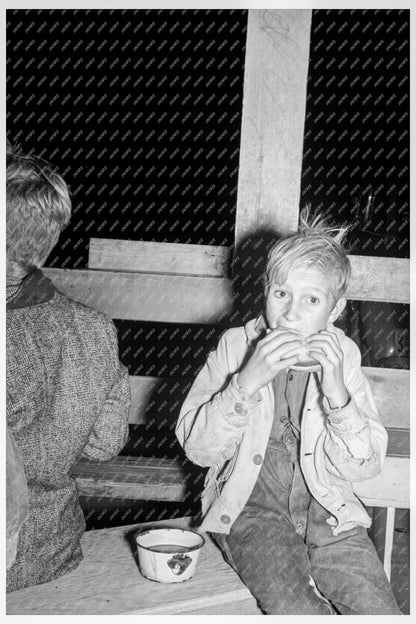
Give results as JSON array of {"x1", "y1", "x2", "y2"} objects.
[{"x1": 175, "y1": 209, "x2": 402, "y2": 615}]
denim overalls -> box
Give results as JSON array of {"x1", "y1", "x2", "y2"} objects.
[{"x1": 212, "y1": 370, "x2": 401, "y2": 615}]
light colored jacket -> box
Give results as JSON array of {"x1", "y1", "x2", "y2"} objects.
[{"x1": 176, "y1": 317, "x2": 387, "y2": 536}]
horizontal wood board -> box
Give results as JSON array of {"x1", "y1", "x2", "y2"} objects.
[
  {"x1": 72, "y1": 455, "x2": 409, "y2": 508},
  {"x1": 44, "y1": 268, "x2": 233, "y2": 324},
  {"x1": 88, "y1": 240, "x2": 409, "y2": 306},
  {"x1": 89, "y1": 238, "x2": 231, "y2": 277},
  {"x1": 43, "y1": 256, "x2": 409, "y2": 325},
  {"x1": 127, "y1": 367, "x2": 408, "y2": 428}
]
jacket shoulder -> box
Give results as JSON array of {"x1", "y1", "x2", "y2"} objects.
[
  {"x1": 54, "y1": 292, "x2": 115, "y2": 330},
  {"x1": 333, "y1": 325, "x2": 362, "y2": 364}
]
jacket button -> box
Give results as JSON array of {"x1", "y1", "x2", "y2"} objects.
[
  {"x1": 253, "y1": 454, "x2": 263, "y2": 465},
  {"x1": 220, "y1": 514, "x2": 231, "y2": 524},
  {"x1": 234, "y1": 402, "x2": 243, "y2": 414},
  {"x1": 295, "y1": 522, "x2": 304, "y2": 535}
]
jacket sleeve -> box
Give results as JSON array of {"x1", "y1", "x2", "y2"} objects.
[
  {"x1": 322, "y1": 340, "x2": 388, "y2": 481},
  {"x1": 175, "y1": 331, "x2": 261, "y2": 468},
  {"x1": 81, "y1": 320, "x2": 130, "y2": 462}
]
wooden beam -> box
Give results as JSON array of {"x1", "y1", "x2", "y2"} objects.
[
  {"x1": 128, "y1": 368, "x2": 409, "y2": 427},
  {"x1": 234, "y1": 9, "x2": 312, "y2": 249},
  {"x1": 73, "y1": 456, "x2": 204, "y2": 502},
  {"x1": 354, "y1": 456, "x2": 409, "y2": 509},
  {"x1": 73, "y1": 454, "x2": 408, "y2": 508},
  {"x1": 44, "y1": 254, "x2": 408, "y2": 327},
  {"x1": 363, "y1": 367, "x2": 409, "y2": 429},
  {"x1": 88, "y1": 238, "x2": 231, "y2": 278},
  {"x1": 89, "y1": 242, "x2": 409, "y2": 303},
  {"x1": 43, "y1": 268, "x2": 233, "y2": 324},
  {"x1": 347, "y1": 256, "x2": 409, "y2": 304}
]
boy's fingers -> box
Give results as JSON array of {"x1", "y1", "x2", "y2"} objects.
[
  {"x1": 277, "y1": 355, "x2": 300, "y2": 370},
  {"x1": 306, "y1": 334, "x2": 342, "y2": 357},
  {"x1": 268, "y1": 342, "x2": 305, "y2": 364},
  {"x1": 307, "y1": 331, "x2": 341, "y2": 350},
  {"x1": 306, "y1": 341, "x2": 338, "y2": 363}
]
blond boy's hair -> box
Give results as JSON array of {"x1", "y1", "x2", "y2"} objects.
[
  {"x1": 264, "y1": 206, "x2": 351, "y2": 301},
  {"x1": 6, "y1": 141, "x2": 71, "y2": 274}
]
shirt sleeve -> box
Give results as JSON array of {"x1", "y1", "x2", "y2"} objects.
[
  {"x1": 322, "y1": 342, "x2": 388, "y2": 481},
  {"x1": 176, "y1": 331, "x2": 262, "y2": 468},
  {"x1": 80, "y1": 320, "x2": 130, "y2": 462}
]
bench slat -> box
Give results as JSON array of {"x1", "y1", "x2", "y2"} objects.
[
  {"x1": 43, "y1": 268, "x2": 233, "y2": 324},
  {"x1": 73, "y1": 456, "x2": 203, "y2": 502},
  {"x1": 73, "y1": 454, "x2": 409, "y2": 508},
  {"x1": 43, "y1": 257, "x2": 409, "y2": 326},
  {"x1": 127, "y1": 368, "x2": 409, "y2": 426},
  {"x1": 89, "y1": 238, "x2": 231, "y2": 278}
]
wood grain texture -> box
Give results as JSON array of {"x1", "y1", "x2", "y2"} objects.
[
  {"x1": 43, "y1": 268, "x2": 233, "y2": 323},
  {"x1": 43, "y1": 255, "x2": 408, "y2": 328},
  {"x1": 6, "y1": 517, "x2": 261, "y2": 615},
  {"x1": 72, "y1": 456, "x2": 200, "y2": 501},
  {"x1": 89, "y1": 238, "x2": 231, "y2": 278},
  {"x1": 72, "y1": 452, "x2": 409, "y2": 509},
  {"x1": 234, "y1": 9, "x2": 312, "y2": 247},
  {"x1": 354, "y1": 456, "x2": 409, "y2": 508},
  {"x1": 347, "y1": 256, "x2": 409, "y2": 303},
  {"x1": 127, "y1": 368, "x2": 409, "y2": 426},
  {"x1": 363, "y1": 367, "x2": 409, "y2": 429}
]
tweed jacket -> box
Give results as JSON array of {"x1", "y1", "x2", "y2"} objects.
[
  {"x1": 6, "y1": 269, "x2": 130, "y2": 592},
  {"x1": 176, "y1": 317, "x2": 387, "y2": 535}
]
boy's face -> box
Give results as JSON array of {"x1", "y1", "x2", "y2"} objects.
[{"x1": 264, "y1": 266, "x2": 346, "y2": 338}]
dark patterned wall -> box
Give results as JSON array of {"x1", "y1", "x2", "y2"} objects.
[
  {"x1": 7, "y1": 8, "x2": 247, "y2": 268},
  {"x1": 302, "y1": 9, "x2": 409, "y2": 259}
]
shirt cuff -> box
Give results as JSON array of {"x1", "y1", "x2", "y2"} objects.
[
  {"x1": 230, "y1": 373, "x2": 263, "y2": 405},
  {"x1": 324, "y1": 396, "x2": 367, "y2": 435}
]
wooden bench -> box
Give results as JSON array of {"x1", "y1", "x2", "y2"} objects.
[{"x1": 6, "y1": 517, "x2": 262, "y2": 615}]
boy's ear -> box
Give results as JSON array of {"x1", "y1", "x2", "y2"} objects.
[{"x1": 328, "y1": 297, "x2": 346, "y2": 323}]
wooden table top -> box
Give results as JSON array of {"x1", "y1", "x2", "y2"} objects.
[{"x1": 7, "y1": 517, "x2": 261, "y2": 615}]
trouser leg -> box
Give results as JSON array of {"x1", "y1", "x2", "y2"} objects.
[
  {"x1": 306, "y1": 498, "x2": 402, "y2": 615},
  {"x1": 309, "y1": 527, "x2": 402, "y2": 615},
  {"x1": 212, "y1": 516, "x2": 334, "y2": 615}
]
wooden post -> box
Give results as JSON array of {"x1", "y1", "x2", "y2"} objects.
[{"x1": 234, "y1": 9, "x2": 312, "y2": 250}]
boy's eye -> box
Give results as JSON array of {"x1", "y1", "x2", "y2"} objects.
[
  {"x1": 308, "y1": 296, "x2": 320, "y2": 304},
  {"x1": 274, "y1": 290, "x2": 287, "y2": 298}
]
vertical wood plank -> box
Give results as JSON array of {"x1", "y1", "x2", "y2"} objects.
[
  {"x1": 234, "y1": 9, "x2": 312, "y2": 249},
  {"x1": 383, "y1": 507, "x2": 395, "y2": 581}
]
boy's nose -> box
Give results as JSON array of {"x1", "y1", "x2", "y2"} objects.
[{"x1": 283, "y1": 301, "x2": 300, "y2": 322}]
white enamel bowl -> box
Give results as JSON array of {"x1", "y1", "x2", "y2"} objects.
[{"x1": 135, "y1": 527, "x2": 205, "y2": 583}]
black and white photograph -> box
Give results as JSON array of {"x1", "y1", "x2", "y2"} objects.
[{"x1": 5, "y1": 3, "x2": 412, "y2": 617}]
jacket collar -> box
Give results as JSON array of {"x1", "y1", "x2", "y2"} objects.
[{"x1": 6, "y1": 269, "x2": 57, "y2": 310}]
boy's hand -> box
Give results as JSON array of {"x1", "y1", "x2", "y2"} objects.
[
  {"x1": 237, "y1": 327, "x2": 303, "y2": 398},
  {"x1": 305, "y1": 330, "x2": 350, "y2": 409}
]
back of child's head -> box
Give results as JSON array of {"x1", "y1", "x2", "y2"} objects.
[
  {"x1": 265, "y1": 206, "x2": 351, "y2": 302},
  {"x1": 6, "y1": 140, "x2": 71, "y2": 273}
]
